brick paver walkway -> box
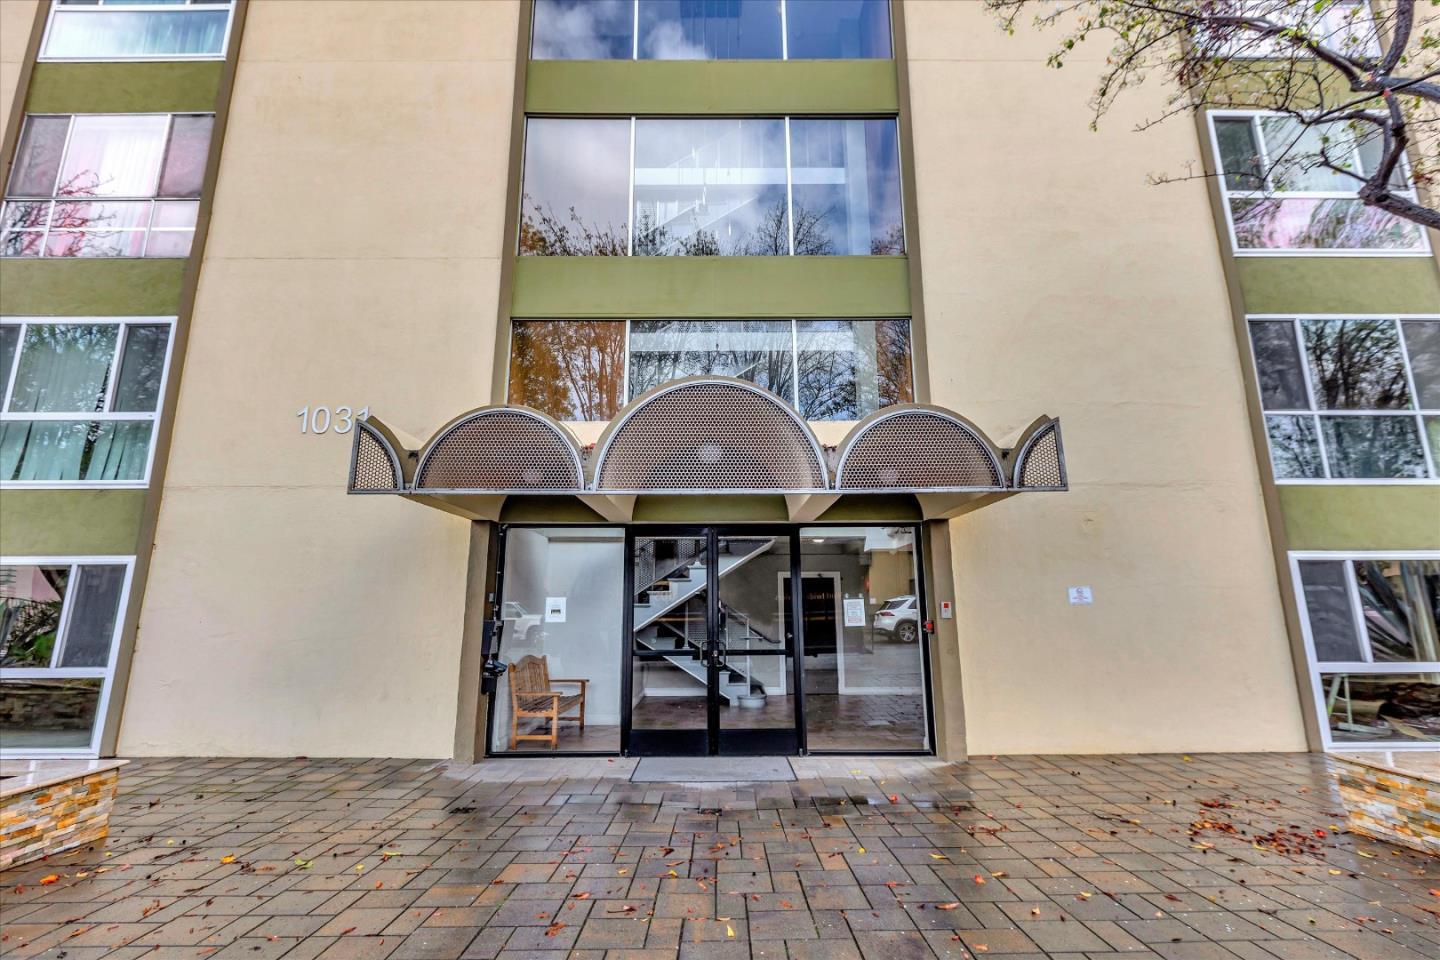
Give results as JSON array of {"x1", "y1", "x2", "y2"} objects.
[{"x1": 3, "y1": 754, "x2": 1438, "y2": 960}]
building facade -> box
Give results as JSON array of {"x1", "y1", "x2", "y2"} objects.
[{"x1": 0, "y1": 0, "x2": 1434, "y2": 761}]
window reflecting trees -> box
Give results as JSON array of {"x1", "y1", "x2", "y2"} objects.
[
  {"x1": 508, "y1": 318, "x2": 913, "y2": 421},
  {"x1": 519, "y1": 117, "x2": 904, "y2": 257}
]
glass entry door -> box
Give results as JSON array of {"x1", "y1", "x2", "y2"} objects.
[{"x1": 626, "y1": 527, "x2": 798, "y2": 756}]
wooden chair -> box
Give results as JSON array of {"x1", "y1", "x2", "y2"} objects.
[{"x1": 508, "y1": 654, "x2": 587, "y2": 749}]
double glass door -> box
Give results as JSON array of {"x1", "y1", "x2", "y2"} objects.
[{"x1": 626, "y1": 527, "x2": 798, "y2": 755}]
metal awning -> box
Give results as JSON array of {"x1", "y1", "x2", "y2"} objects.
[{"x1": 347, "y1": 376, "x2": 1066, "y2": 522}]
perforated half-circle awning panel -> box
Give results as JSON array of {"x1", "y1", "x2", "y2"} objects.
[
  {"x1": 350, "y1": 422, "x2": 401, "y2": 492},
  {"x1": 416, "y1": 411, "x2": 582, "y2": 491},
  {"x1": 837, "y1": 411, "x2": 1003, "y2": 490},
  {"x1": 1016, "y1": 421, "x2": 1066, "y2": 489},
  {"x1": 595, "y1": 381, "x2": 827, "y2": 491}
]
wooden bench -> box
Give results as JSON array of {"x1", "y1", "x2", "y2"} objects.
[{"x1": 508, "y1": 654, "x2": 587, "y2": 749}]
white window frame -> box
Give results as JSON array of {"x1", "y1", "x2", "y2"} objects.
[
  {"x1": 1290, "y1": 551, "x2": 1440, "y2": 752},
  {"x1": 0, "y1": 555, "x2": 135, "y2": 759},
  {"x1": 0, "y1": 316, "x2": 177, "y2": 489},
  {"x1": 504, "y1": 316, "x2": 918, "y2": 424},
  {"x1": 1206, "y1": 110, "x2": 1431, "y2": 257},
  {"x1": 517, "y1": 114, "x2": 908, "y2": 259},
  {"x1": 1247, "y1": 313, "x2": 1439, "y2": 485},
  {"x1": 533, "y1": 0, "x2": 893, "y2": 62},
  {"x1": 2, "y1": 113, "x2": 210, "y2": 260},
  {"x1": 39, "y1": 0, "x2": 235, "y2": 64}
]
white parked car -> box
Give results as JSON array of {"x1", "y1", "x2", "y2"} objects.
[{"x1": 873, "y1": 595, "x2": 919, "y2": 643}]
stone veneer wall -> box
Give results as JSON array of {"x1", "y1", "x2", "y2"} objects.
[
  {"x1": 1333, "y1": 758, "x2": 1440, "y2": 855},
  {"x1": 0, "y1": 768, "x2": 120, "y2": 869}
]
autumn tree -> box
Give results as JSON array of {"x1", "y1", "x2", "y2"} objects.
[{"x1": 985, "y1": 0, "x2": 1440, "y2": 231}]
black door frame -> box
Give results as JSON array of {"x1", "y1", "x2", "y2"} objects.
[{"x1": 622, "y1": 525, "x2": 803, "y2": 757}]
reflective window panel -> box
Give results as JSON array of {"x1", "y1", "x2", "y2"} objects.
[
  {"x1": 633, "y1": 118, "x2": 788, "y2": 255},
  {"x1": 490, "y1": 528, "x2": 624, "y2": 753},
  {"x1": 788, "y1": 118, "x2": 903, "y2": 255},
  {"x1": 628, "y1": 320, "x2": 794, "y2": 401},
  {"x1": 1321, "y1": 672, "x2": 1440, "y2": 745},
  {"x1": 796, "y1": 319, "x2": 912, "y2": 419},
  {"x1": 785, "y1": 0, "x2": 890, "y2": 58},
  {"x1": 508, "y1": 320, "x2": 625, "y2": 421},
  {"x1": 44, "y1": 1, "x2": 232, "y2": 60},
  {"x1": 0, "y1": 565, "x2": 71, "y2": 668},
  {"x1": 532, "y1": 0, "x2": 635, "y2": 59},
  {"x1": 519, "y1": 118, "x2": 631, "y2": 256},
  {"x1": 638, "y1": 0, "x2": 781, "y2": 60},
  {"x1": 798, "y1": 526, "x2": 927, "y2": 751},
  {"x1": 0, "y1": 678, "x2": 104, "y2": 751}
]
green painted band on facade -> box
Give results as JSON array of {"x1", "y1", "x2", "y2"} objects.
[
  {"x1": 1236, "y1": 257, "x2": 1440, "y2": 315},
  {"x1": 0, "y1": 259, "x2": 185, "y2": 316},
  {"x1": 25, "y1": 61, "x2": 223, "y2": 114},
  {"x1": 0, "y1": 489, "x2": 146, "y2": 556},
  {"x1": 1279, "y1": 485, "x2": 1440, "y2": 551},
  {"x1": 525, "y1": 60, "x2": 898, "y2": 115},
  {"x1": 511, "y1": 256, "x2": 910, "y2": 318}
]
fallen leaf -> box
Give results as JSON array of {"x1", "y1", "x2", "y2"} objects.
[
  {"x1": 545, "y1": 923, "x2": 566, "y2": 937},
  {"x1": 725, "y1": 924, "x2": 735, "y2": 938},
  {"x1": 39, "y1": 875, "x2": 59, "y2": 885},
  {"x1": 572, "y1": 892, "x2": 591, "y2": 900},
  {"x1": 929, "y1": 853, "x2": 948, "y2": 860},
  {"x1": 936, "y1": 903, "x2": 961, "y2": 910},
  {"x1": 220, "y1": 856, "x2": 236, "y2": 864},
  {"x1": 972, "y1": 875, "x2": 986, "y2": 885}
]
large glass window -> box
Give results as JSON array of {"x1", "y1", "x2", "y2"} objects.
[
  {"x1": 531, "y1": 0, "x2": 891, "y2": 60},
  {"x1": 0, "y1": 319, "x2": 174, "y2": 484},
  {"x1": 42, "y1": 1, "x2": 233, "y2": 61},
  {"x1": 1248, "y1": 317, "x2": 1438, "y2": 480},
  {"x1": 797, "y1": 527, "x2": 927, "y2": 751},
  {"x1": 633, "y1": 118, "x2": 789, "y2": 256},
  {"x1": 518, "y1": 116, "x2": 904, "y2": 257},
  {"x1": 1, "y1": 559, "x2": 131, "y2": 756},
  {"x1": 1210, "y1": 112, "x2": 1426, "y2": 253},
  {"x1": 519, "y1": 118, "x2": 632, "y2": 256},
  {"x1": 1296, "y1": 555, "x2": 1440, "y2": 748},
  {"x1": 489, "y1": 528, "x2": 624, "y2": 754},
  {"x1": 508, "y1": 318, "x2": 913, "y2": 421},
  {"x1": 789, "y1": 119, "x2": 903, "y2": 255},
  {"x1": 2, "y1": 114, "x2": 213, "y2": 259}
]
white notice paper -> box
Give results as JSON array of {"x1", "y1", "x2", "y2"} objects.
[{"x1": 843, "y1": 597, "x2": 866, "y2": 627}]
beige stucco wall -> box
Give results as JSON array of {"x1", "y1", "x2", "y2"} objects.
[
  {"x1": 904, "y1": 0, "x2": 1308, "y2": 754},
  {"x1": 117, "y1": 0, "x2": 519, "y2": 756},
  {"x1": 0, "y1": 0, "x2": 38, "y2": 139}
]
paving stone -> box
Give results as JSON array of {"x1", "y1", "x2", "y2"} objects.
[{"x1": 2, "y1": 754, "x2": 1433, "y2": 960}]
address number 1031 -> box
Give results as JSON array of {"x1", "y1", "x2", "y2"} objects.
[{"x1": 296, "y1": 405, "x2": 369, "y2": 435}]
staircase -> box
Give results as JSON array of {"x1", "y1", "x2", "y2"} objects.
[{"x1": 632, "y1": 538, "x2": 779, "y2": 704}]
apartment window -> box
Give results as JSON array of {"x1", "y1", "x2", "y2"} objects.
[
  {"x1": 0, "y1": 318, "x2": 174, "y2": 485},
  {"x1": 1196, "y1": 1, "x2": 1377, "y2": 60},
  {"x1": 532, "y1": 0, "x2": 891, "y2": 60},
  {"x1": 42, "y1": 1, "x2": 234, "y2": 61},
  {"x1": 508, "y1": 318, "x2": 913, "y2": 421},
  {"x1": 0, "y1": 558, "x2": 133, "y2": 757},
  {"x1": 1249, "y1": 316, "x2": 1438, "y2": 481},
  {"x1": 1293, "y1": 555, "x2": 1440, "y2": 749},
  {"x1": 2, "y1": 113, "x2": 212, "y2": 259},
  {"x1": 519, "y1": 116, "x2": 904, "y2": 257},
  {"x1": 1209, "y1": 112, "x2": 1426, "y2": 253}
]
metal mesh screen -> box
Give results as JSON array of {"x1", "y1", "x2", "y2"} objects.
[
  {"x1": 595, "y1": 382, "x2": 826, "y2": 491},
  {"x1": 416, "y1": 411, "x2": 581, "y2": 491},
  {"x1": 1017, "y1": 423, "x2": 1065, "y2": 488},
  {"x1": 838, "y1": 412, "x2": 1002, "y2": 489},
  {"x1": 351, "y1": 423, "x2": 400, "y2": 492}
]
